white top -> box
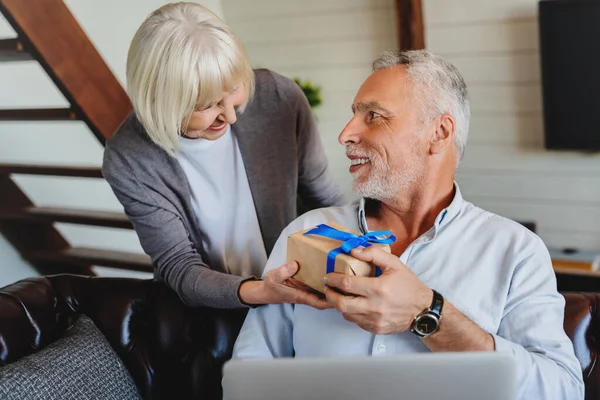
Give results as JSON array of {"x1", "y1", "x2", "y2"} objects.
[
  {"x1": 176, "y1": 128, "x2": 267, "y2": 278},
  {"x1": 232, "y1": 185, "x2": 584, "y2": 400}
]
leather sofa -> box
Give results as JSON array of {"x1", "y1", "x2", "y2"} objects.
[{"x1": 0, "y1": 274, "x2": 599, "y2": 399}]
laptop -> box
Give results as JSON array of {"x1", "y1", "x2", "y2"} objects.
[{"x1": 223, "y1": 352, "x2": 516, "y2": 400}]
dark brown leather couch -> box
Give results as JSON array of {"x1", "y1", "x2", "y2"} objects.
[
  {"x1": 0, "y1": 275, "x2": 247, "y2": 400},
  {"x1": 1, "y1": 275, "x2": 599, "y2": 399}
]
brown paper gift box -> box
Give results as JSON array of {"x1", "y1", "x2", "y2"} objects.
[{"x1": 286, "y1": 222, "x2": 391, "y2": 294}]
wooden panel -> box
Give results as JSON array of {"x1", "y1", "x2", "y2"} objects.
[
  {"x1": 396, "y1": 0, "x2": 425, "y2": 50},
  {"x1": 245, "y1": 37, "x2": 396, "y2": 70},
  {"x1": 0, "y1": 0, "x2": 132, "y2": 142},
  {"x1": 0, "y1": 206, "x2": 132, "y2": 229},
  {"x1": 465, "y1": 196, "x2": 600, "y2": 235},
  {"x1": 0, "y1": 38, "x2": 32, "y2": 61},
  {"x1": 446, "y1": 52, "x2": 540, "y2": 85},
  {"x1": 31, "y1": 247, "x2": 153, "y2": 272},
  {"x1": 468, "y1": 114, "x2": 543, "y2": 146},
  {"x1": 232, "y1": 8, "x2": 396, "y2": 45},
  {"x1": 423, "y1": 0, "x2": 537, "y2": 26},
  {"x1": 0, "y1": 163, "x2": 103, "y2": 178},
  {"x1": 427, "y1": 19, "x2": 538, "y2": 54},
  {"x1": 0, "y1": 175, "x2": 94, "y2": 275},
  {"x1": 223, "y1": 0, "x2": 392, "y2": 22},
  {"x1": 275, "y1": 67, "x2": 372, "y2": 92},
  {"x1": 469, "y1": 85, "x2": 541, "y2": 113},
  {"x1": 0, "y1": 108, "x2": 76, "y2": 121},
  {"x1": 457, "y1": 171, "x2": 600, "y2": 204},
  {"x1": 541, "y1": 230, "x2": 600, "y2": 253},
  {"x1": 420, "y1": 0, "x2": 600, "y2": 253},
  {"x1": 460, "y1": 145, "x2": 600, "y2": 176}
]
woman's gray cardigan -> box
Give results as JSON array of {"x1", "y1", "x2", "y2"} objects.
[{"x1": 102, "y1": 69, "x2": 346, "y2": 308}]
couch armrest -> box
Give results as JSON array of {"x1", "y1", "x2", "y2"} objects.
[
  {"x1": 563, "y1": 292, "x2": 600, "y2": 400},
  {"x1": 0, "y1": 276, "x2": 75, "y2": 365}
]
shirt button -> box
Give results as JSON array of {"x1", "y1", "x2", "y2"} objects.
[{"x1": 377, "y1": 344, "x2": 386, "y2": 353}]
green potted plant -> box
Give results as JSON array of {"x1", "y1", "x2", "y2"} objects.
[{"x1": 294, "y1": 78, "x2": 322, "y2": 110}]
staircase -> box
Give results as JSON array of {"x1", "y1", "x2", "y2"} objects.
[{"x1": 0, "y1": 0, "x2": 152, "y2": 275}]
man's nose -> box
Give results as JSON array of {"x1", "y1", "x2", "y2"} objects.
[{"x1": 338, "y1": 117, "x2": 362, "y2": 146}]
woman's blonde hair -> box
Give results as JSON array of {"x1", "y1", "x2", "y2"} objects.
[{"x1": 126, "y1": 2, "x2": 255, "y2": 155}]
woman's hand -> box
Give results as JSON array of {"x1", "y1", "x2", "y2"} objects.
[{"x1": 239, "y1": 261, "x2": 332, "y2": 310}]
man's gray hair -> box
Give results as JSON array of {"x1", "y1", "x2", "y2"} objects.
[{"x1": 373, "y1": 50, "x2": 470, "y2": 161}]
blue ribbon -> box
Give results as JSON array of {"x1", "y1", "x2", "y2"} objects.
[{"x1": 303, "y1": 224, "x2": 396, "y2": 277}]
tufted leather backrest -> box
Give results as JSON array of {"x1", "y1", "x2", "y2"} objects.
[
  {"x1": 0, "y1": 275, "x2": 247, "y2": 400},
  {"x1": 2, "y1": 275, "x2": 600, "y2": 400},
  {"x1": 563, "y1": 293, "x2": 600, "y2": 400}
]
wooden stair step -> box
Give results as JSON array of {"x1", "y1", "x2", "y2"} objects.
[
  {"x1": 0, "y1": 163, "x2": 102, "y2": 178},
  {"x1": 0, "y1": 0, "x2": 132, "y2": 142},
  {"x1": 31, "y1": 247, "x2": 153, "y2": 272},
  {"x1": 0, "y1": 38, "x2": 33, "y2": 62},
  {"x1": 0, "y1": 108, "x2": 78, "y2": 121},
  {"x1": 0, "y1": 206, "x2": 132, "y2": 229}
]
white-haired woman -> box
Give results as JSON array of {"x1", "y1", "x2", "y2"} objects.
[{"x1": 102, "y1": 2, "x2": 345, "y2": 309}]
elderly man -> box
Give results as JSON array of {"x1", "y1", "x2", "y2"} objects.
[{"x1": 231, "y1": 50, "x2": 584, "y2": 399}]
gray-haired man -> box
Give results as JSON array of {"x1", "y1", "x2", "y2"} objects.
[{"x1": 232, "y1": 50, "x2": 584, "y2": 400}]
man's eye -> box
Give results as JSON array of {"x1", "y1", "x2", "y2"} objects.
[{"x1": 369, "y1": 111, "x2": 381, "y2": 119}]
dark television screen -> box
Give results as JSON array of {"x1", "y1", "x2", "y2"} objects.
[{"x1": 539, "y1": 0, "x2": 600, "y2": 151}]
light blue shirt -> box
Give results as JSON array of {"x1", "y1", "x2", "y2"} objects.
[{"x1": 232, "y1": 186, "x2": 584, "y2": 399}]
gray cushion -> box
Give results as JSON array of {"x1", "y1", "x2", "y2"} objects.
[{"x1": 0, "y1": 315, "x2": 142, "y2": 400}]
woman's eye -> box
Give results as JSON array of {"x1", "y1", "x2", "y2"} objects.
[{"x1": 199, "y1": 104, "x2": 214, "y2": 112}]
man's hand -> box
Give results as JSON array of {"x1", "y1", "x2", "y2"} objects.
[
  {"x1": 239, "y1": 261, "x2": 332, "y2": 310},
  {"x1": 325, "y1": 246, "x2": 432, "y2": 334}
]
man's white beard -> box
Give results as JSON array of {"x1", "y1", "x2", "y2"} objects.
[{"x1": 352, "y1": 158, "x2": 423, "y2": 202}]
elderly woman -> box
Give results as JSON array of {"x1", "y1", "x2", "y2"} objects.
[{"x1": 102, "y1": 2, "x2": 345, "y2": 309}]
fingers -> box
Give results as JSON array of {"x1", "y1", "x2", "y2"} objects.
[
  {"x1": 325, "y1": 272, "x2": 374, "y2": 297},
  {"x1": 293, "y1": 289, "x2": 332, "y2": 310},
  {"x1": 325, "y1": 286, "x2": 369, "y2": 315},
  {"x1": 269, "y1": 261, "x2": 299, "y2": 283},
  {"x1": 309, "y1": 296, "x2": 334, "y2": 310},
  {"x1": 350, "y1": 246, "x2": 403, "y2": 274}
]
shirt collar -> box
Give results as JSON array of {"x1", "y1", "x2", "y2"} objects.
[{"x1": 357, "y1": 182, "x2": 464, "y2": 236}]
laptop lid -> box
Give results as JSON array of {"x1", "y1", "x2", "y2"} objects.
[{"x1": 223, "y1": 352, "x2": 516, "y2": 400}]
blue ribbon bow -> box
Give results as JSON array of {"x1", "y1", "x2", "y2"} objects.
[{"x1": 303, "y1": 224, "x2": 396, "y2": 277}]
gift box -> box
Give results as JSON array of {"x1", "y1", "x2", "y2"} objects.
[{"x1": 286, "y1": 222, "x2": 394, "y2": 294}]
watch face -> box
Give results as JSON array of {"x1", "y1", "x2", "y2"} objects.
[{"x1": 415, "y1": 314, "x2": 439, "y2": 336}]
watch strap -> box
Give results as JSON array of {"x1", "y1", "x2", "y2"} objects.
[{"x1": 430, "y1": 289, "x2": 444, "y2": 317}]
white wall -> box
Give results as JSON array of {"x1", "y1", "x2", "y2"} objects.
[
  {"x1": 0, "y1": 0, "x2": 223, "y2": 287},
  {"x1": 222, "y1": 0, "x2": 397, "y2": 196},
  {"x1": 223, "y1": 0, "x2": 600, "y2": 252},
  {"x1": 423, "y1": 0, "x2": 600, "y2": 251}
]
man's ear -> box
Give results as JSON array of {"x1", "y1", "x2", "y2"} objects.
[{"x1": 430, "y1": 114, "x2": 455, "y2": 154}]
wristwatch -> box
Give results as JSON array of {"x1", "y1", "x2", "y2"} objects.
[{"x1": 410, "y1": 290, "x2": 444, "y2": 338}]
